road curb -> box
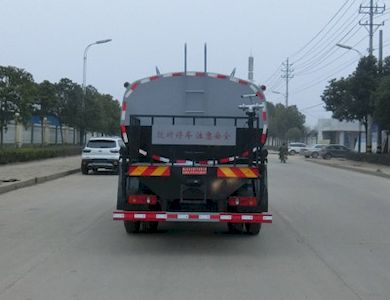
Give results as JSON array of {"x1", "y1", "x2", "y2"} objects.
[
  {"x1": 307, "y1": 159, "x2": 390, "y2": 180},
  {"x1": 0, "y1": 168, "x2": 80, "y2": 195}
]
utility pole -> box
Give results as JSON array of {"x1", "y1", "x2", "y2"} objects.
[
  {"x1": 359, "y1": 0, "x2": 385, "y2": 153},
  {"x1": 377, "y1": 29, "x2": 384, "y2": 153},
  {"x1": 248, "y1": 55, "x2": 254, "y2": 81},
  {"x1": 281, "y1": 57, "x2": 293, "y2": 107}
]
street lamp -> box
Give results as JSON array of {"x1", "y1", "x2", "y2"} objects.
[
  {"x1": 81, "y1": 38, "x2": 112, "y2": 145},
  {"x1": 335, "y1": 43, "x2": 364, "y2": 153},
  {"x1": 335, "y1": 43, "x2": 363, "y2": 57},
  {"x1": 271, "y1": 90, "x2": 288, "y2": 107}
]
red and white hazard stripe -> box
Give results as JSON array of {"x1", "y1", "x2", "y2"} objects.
[{"x1": 113, "y1": 211, "x2": 272, "y2": 223}]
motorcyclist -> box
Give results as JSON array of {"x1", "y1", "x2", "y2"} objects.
[{"x1": 279, "y1": 143, "x2": 288, "y2": 162}]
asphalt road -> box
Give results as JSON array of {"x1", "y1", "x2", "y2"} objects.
[{"x1": 0, "y1": 156, "x2": 389, "y2": 300}]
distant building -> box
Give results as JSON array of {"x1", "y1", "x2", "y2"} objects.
[{"x1": 316, "y1": 119, "x2": 360, "y2": 149}]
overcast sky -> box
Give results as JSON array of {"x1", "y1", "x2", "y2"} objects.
[{"x1": 1, "y1": 0, "x2": 389, "y2": 126}]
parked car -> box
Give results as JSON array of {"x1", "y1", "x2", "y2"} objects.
[
  {"x1": 81, "y1": 137, "x2": 125, "y2": 174},
  {"x1": 288, "y1": 142, "x2": 307, "y2": 155},
  {"x1": 303, "y1": 144, "x2": 327, "y2": 158},
  {"x1": 320, "y1": 144, "x2": 352, "y2": 159}
]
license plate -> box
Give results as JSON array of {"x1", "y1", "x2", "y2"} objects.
[{"x1": 182, "y1": 167, "x2": 207, "y2": 175}]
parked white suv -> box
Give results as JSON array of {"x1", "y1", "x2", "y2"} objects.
[
  {"x1": 81, "y1": 137, "x2": 124, "y2": 174},
  {"x1": 288, "y1": 142, "x2": 307, "y2": 155}
]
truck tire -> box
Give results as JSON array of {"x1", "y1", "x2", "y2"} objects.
[
  {"x1": 124, "y1": 221, "x2": 140, "y2": 233},
  {"x1": 227, "y1": 223, "x2": 244, "y2": 233},
  {"x1": 116, "y1": 161, "x2": 127, "y2": 210},
  {"x1": 245, "y1": 223, "x2": 261, "y2": 235},
  {"x1": 260, "y1": 187, "x2": 268, "y2": 212}
]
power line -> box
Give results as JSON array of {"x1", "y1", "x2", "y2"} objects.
[
  {"x1": 263, "y1": 0, "x2": 358, "y2": 85},
  {"x1": 295, "y1": 26, "x2": 365, "y2": 75},
  {"x1": 290, "y1": 0, "x2": 358, "y2": 62},
  {"x1": 291, "y1": 0, "x2": 359, "y2": 64},
  {"x1": 292, "y1": 56, "x2": 358, "y2": 95},
  {"x1": 293, "y1": 14, "x2": 365, "y2": 73},
  {"x1": 300, "y1": 103, "x2": 324, "y2": 111}
]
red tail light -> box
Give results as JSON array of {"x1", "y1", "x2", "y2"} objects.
[
  {"x1": 228, "y1": 197, "x2": 257, "y2": 207},
  {"x1": 128, "y1": 195, "x2": 157, "y2": 205}
]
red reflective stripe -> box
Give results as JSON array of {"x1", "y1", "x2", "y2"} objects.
[
  {"x1": 149, "y1": 75, "x2": 159, "y2": 81},
  {"x1": 113, "y1": 211, "x2": 272, "y2": 223},
  {"x1": 199, "y1": 160, "x2": 208, "y2": 165},
  {"x1": 262, "y1": 111, "x2": 267, "y2": 121},
  {"x1": 172, "y1": 72, "x2": 184, "y2": 77},
  {"x1": 241, "y1": 150, "x2": 249, "y2": 157},
  {"x1": 195, "y1": 72, "x2": 206, "y2": 77},
  {"x1": 232, "y1": 167, "x2": 246, "y2": 178},
  {"x1": 217, "y1": 74, "x2": 227, "y2": 79},
  {"x1": 256, "y1": 91, "x2": 265, "y2": 100},
  {"x1": 122, "y1": 101, "x2": 127, "y2": 111},
  {"x1": 120, "y1": 125, "x2": 126, "y2": 133},
  {"x1": 261, "y1": 133, "x2": 267, "y2": 144},
  {"x1": 162, "y1": 167, "x2": 171, "y2": 176},
  {"x1": 131, "y1": 82, "x2": 139, "y2": 90},
  {"x1": 219, "y1": 158, "x2": 230, "y2": 164},
  {"x1": 176, "y1": 160, "x2": 186, "y2": 163},
  {"x1": 167, "y1": 213, "x2": 177, "y2": 219},
  {"x1": 152, "y1": 155, "x2": 161, "y2": 161},
  {"x1": 238, "y1": 79, "x2": 248, "y2": 85},
  {"x1": 143, "y1": 166, "x2": 157, "y2": 176}
]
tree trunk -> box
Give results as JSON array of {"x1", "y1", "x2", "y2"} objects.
[
  {"x1": 59, "y1": 122, "x2": 64, "y2": 144},
  {"x1": 41, "y1": 117, "x2": 44, "y2": 145},
  {"x1": 0, "y1": 124, "x2": 3, "y2": 147}
]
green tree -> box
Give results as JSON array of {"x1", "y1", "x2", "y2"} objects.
[
  {"x1": 286, "y1": 127, "x2": 303, "y2": 141},
  {"x1": 0, "y1": 66, "x2": 35, "y2": 146},
  {"x1": 374, "y1": 75, "x2": 390, "y2": 130},
  {"x1": 34, "y1": 80, "x2": 58, "y2": 144},
  {"x1": 322, "y1": 55, "x2": 378, "y2": 137},
  {"x1": 267, "y1": 102, "x2": 305, "y2": 142},
  {"x1": 55, "y1": 78, "x2": 83, "y2": 143}
]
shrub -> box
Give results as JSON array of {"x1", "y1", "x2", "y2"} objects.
[
  {"x1": 345, "y1": 152, "x2": 390, "y2": 166},
  {"x1": 0, "y1": 145, "x2": 81, "y2": 164}
]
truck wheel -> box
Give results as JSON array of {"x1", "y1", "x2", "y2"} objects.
[
  {"x1": 116, "y1": 162, "x2": 127, "y2": 210},
  {"x1": 124, "y1": 221, "x2": 140, "y2": 234},
  {"x1": 143, "y1": 222, "x2": 159, "y2": 233},
  {"x1": 81, "y1": 165, "x2": 88, "y2": 175},
  {"x1": 245, "y1": 223, "x2": 261, "y2": 235},
  {"x1": 227, "y1": 223, "x2": 244, "y2": 233}
]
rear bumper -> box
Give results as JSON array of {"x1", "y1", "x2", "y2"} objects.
[
  {"x1": 82, "y1": 159, "x2": 119, "y2": 169},
  {"x1": 113, "y1": 211, "x2": 272, "y2": 223}
]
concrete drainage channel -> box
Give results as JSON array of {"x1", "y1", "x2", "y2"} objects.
[{"x1": 0, "y1": 169, "x2": 80, "y2": 195}]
